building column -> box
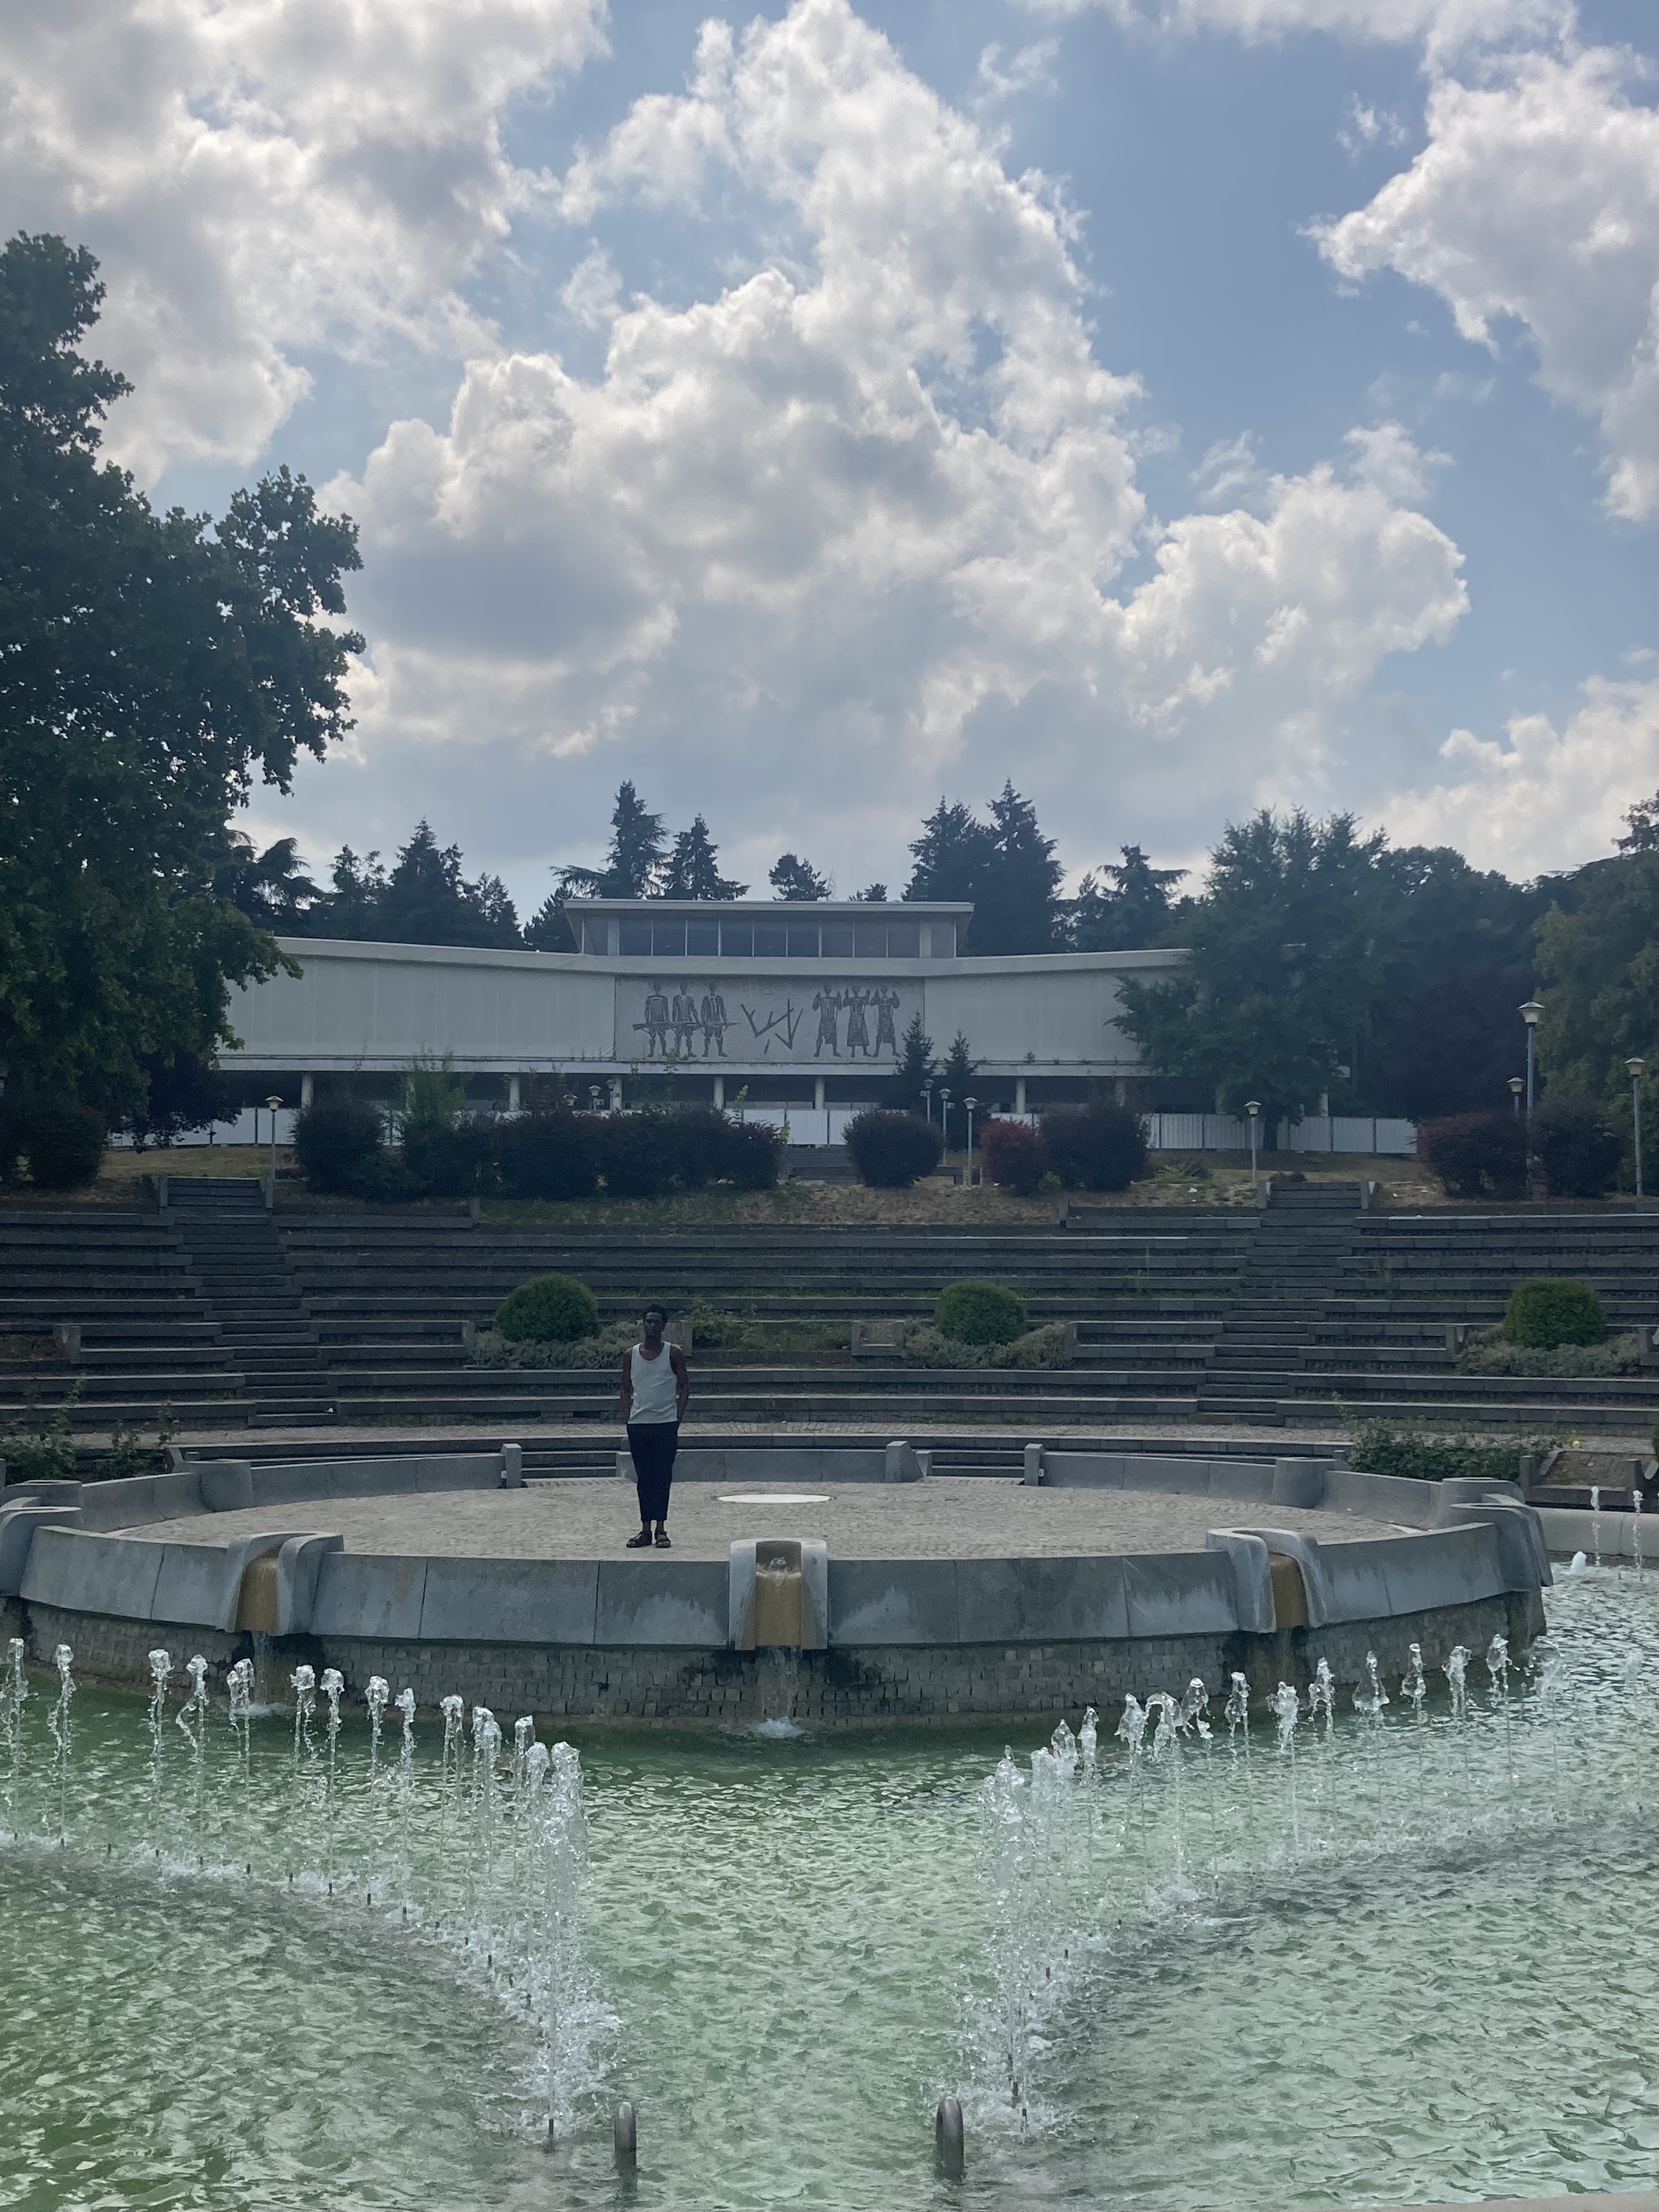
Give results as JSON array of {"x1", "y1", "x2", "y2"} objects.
[
  {"x1": 609, "y1": 1076, "x2": 623, "y2": 1111},
  {"x1": 814, "y1": 1075, "x2": 826, "y2": 1113},
  {"x1": 1114, "y1": 1077, "x2": 1126, "y2": 1106},
  {"x1": 1014, "y1": 1076, "x2": 1026, "y2": 1116},
  {"x1": 507, "y1": 1074, "x2": 522, "y2": 1113},
  {"x1": 300, "y1": 1073, "x2": 315, "y2": 1110},
  {"x1": 713, "y1": 1074, "x2": 725, "y2": 1111}
]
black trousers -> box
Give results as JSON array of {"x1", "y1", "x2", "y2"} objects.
[{"x1": 627, "y1": 1421, "x2": 679, "y2": 1522}]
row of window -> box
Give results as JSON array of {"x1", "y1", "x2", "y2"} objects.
[{"x1": 580, "y1": 918, "x2": 953, "y2": 960}]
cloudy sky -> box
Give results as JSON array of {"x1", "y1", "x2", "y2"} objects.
[{"x1": 7, "y1": 0, "x2": 1658, "y2": 905}]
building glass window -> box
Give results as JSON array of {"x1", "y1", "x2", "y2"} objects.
[
  {"x1": 618, "y1": 920, "x2": 653, "y2": 956},
  {"x1": 853, "y1": 922, "x2": 887, "y2": 959},
  {"x1": 653, "y1": 919, "x2": 686, "y2": 957},
  {"x1": 927, "y1": 921, "x2": 954, "y2": 957},
  {"x1": 581, "y1": 918, "x2": 608, "y2": 955},
  {"x1": 687, "y1": 918, "x2": 720, "y2": 956},
  {"x1": 786, "y1": 924, "x2": 820, "y2": 957},
  {"x1": 719, "y1": 922, "x2": 752, "y2": 957},
  {"x1": 888, "y1": 919, "x2": 922, "y2": 957},
  {"x1": 754, "y1": 922, "x2": 788, "y2": 958},
  {"x1": 821, "y1": 921, "x2": 855, "y2": 958}
]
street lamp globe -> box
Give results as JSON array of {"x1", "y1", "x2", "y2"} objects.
[
  {"x1": 1508, "y1": 1076, "x2": 1524, "y2": 1119},
  {"x1": 1627, "y1": 1057, "x2": 1645, "y2": 1079}
]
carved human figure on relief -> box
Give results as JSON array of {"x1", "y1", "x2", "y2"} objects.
[
  {"x1": 699, "y1": 986, "x2": 728, "y2": 1058},
  {"x1": 639, "y1": 983, "x2": 670, "y2": 1057},
  {"x1": 844, "y1": 989, "x2": 871, "y2": 1057},
  {"x1": 874, "y1": 988, "x2": 899, "y2": 1058},
  {"x1": 671, "y1": 986, "x2": 698, "y2": 1057},
  {"x1": 812, "y1": 987, "x2": 842, "y2": 1058}
]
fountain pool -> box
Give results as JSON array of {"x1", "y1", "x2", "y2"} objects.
[{"x1": 2, "y1": 1570, "x2": 1656, "y2": 2212}]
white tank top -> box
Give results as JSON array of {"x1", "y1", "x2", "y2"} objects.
[{"x1": 629, "y1": 1341, "x2": 678, "y2": 1423}]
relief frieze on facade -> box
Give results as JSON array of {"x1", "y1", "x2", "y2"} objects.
[{"x1": 618, "y1": 979, "x2": 915, "y2": 1062}]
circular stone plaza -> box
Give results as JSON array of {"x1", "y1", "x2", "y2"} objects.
[{"x1": 1, "y1": 1442, "x2": 1549, "y2": 1721}]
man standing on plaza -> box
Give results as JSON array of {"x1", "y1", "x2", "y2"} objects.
[{"x1": 621, "y1": 1302, "x2": 689, "y2": 1547}]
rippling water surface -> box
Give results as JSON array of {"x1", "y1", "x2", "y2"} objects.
[{"x1": 2, "y1": 1571, "x2": 1657, "y2": 2212}]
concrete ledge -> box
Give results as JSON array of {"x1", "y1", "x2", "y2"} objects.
[{"x1": 1536, "y1": 1504, "x2": 1655, "y2": 1560}]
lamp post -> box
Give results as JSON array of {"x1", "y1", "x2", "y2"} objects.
[
  {"x1": 922, "y1": 1084, "x2": 933, "y2": 1126},
  {"x1": 589, "y1": 1085, "x2": 603, "y2": 1114},
  {"x1": 1245, "y1": 1100, "x2": 1261, "y2": 1180},
  {"x1": 1628, "y1": 1057, "x2": 1645, "y2": 1199},
  {"x1": 1520, "y1": 999, "x2": 1543, "y2": 1124},
  {"x1": 964, "y1": 1095, "x2": 977, "y2": 1180},
  {"x1": 1508, "y1": 1076, "x2": 1524, "y2": 1120},
  {"x1": 264, "y1": 1094, "x2": 283, "y2": 1193},
  {"x1": 939, "y1": 1088, "x2": 952, "y2": 1152}
]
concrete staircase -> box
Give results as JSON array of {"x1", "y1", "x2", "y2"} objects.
[
  {"x1": 167, "y1": 1180, "x2": 336, "y2": 1426},
  {"x1": 1198, "y1": 1183, "x2": 1365, "y2": 1422}
]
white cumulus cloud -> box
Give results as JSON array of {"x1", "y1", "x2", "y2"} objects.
[
  {"x1": 1375, "y1": 674, "x2": 1659, "y2": 874},
  {"x1": 0, "y1": 0, "x2": 607, "y2": 481},
  {"x1": 315, "y1": 0, "x2": 1468, "y2": 886},
  {"x1": 1318, "y1": 46, "x2": 1659, "y2": 520}
]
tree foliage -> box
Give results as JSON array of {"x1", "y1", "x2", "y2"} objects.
[
  {"x1": 0, "y1": 232, "x2": 362, "y2": 1109},
  {"x1": 1070, "y1": 845, "x2": 1184, "y2": 952},
  {"x1": 664, "y1": 816, "x2": 746, "y2": 901},
  {"x1": 905, "y1": 783, "x2": 1065, "y2": 954},
  {"x1": 1534, "y1": 853, "x2": 1659, "y2": 1107},
  {"x1": 769, "y1": 852, "x2": 831, "y2": 900},
  {"x1": 558, "y1": 781, "x2": 667, "y2": 900},
  {"x1": 1116, "y1": 810, "x2": 1386, "y2": 1126}
]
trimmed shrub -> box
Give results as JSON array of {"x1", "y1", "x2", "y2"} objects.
[
  {"x1": 597, "y1": 1111, "x2": 678, "y2": 1198},
  {"x1": 1535, "y1": 1092, "x2": 1622, "y2": 1199},
  {"x1": 496, "y1": 1110, "x2": 601, "y2": 1201},
  {"x1": 935, "y1": 1279, "x2": 1028, "y2": 1345},
  {"x1": 901, "y1": 1323, "x2": 1065, "y2": 1370},
  {"x1": 1458, "y1": 1330, "x2": 1637, "y2": 1377},
  {"x1": 403, "y1": 1112, "x2": 498, "y2": 1199},
  {"x1": 294, "y1": 1096, "x2": 385, "y2": 1194},
  {"x1": 980, "y1": 1118, "x2": 1043, "y2": 1196},
  {"x1": 494, "y1": 1272, "x2": 600, "y2": 1344},
  {"x1": 470, "y1": 1318, "x2": 635, "y2": 1369},
  {"x1": 718, "y1": 1117, "x2": 783, "y2": 1191},
  {"x1": 1037, "y1": 1103, "x2": 1148, "y2": 1192},
  {"x1": 1417, "y1": 1111, "x2": 1527, "y2": 1200},
  {"x1": 1504, "y1": 1276, "x2": 1605, "y2": 1349},
  {"x1": 345, "y1": 1152, "x2": 424, "y2": 1204},
  {"x1": 0, "y1": 1093, "x2": 106, "y2": 1190},
  {"x1": 1349, "y1": 1419, "x2": 1552, "y2": 1486},
  {"x1": 843, "y1": 1109, "x2": 944, "y2": 1189}
]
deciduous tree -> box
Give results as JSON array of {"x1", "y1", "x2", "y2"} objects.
[{"x1": 0, "y1": 233, "x2": 362, "y2": 1109}]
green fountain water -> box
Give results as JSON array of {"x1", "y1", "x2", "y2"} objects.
[{"x1": 2, "y1": 1570, "x2": 1656, "y2": 2212}]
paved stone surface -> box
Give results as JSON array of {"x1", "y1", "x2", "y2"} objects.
[{"x1": 131, "y1": 1477, "x2": 1400, "y2": 1561}]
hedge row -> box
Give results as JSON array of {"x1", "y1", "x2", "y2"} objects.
[{"x1": 294, "y1": 1099, "x2": 783, "y2": 1203}]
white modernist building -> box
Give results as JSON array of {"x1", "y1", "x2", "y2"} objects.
[{"x1": 223, "y1": 898, "x2": 1186, "y2": 1130}]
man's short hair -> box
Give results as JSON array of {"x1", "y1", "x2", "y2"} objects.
[{"x1": 642, "y1": 1301, "x2": 670, "y2": 1323}]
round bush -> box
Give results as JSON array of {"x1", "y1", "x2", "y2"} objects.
[
  {"x1": 0, "y1": 1093, "x2": 107, "y2": 1189},
  {"x1": 935, "y1": 1279, "x2": 1029, "y2": 1346},
  {"x1": 720, "y1": 1118, "x2": 783, "y2": 1191},
  {"x1": 1037, "y1": 1103, "x2": 1148, "y2": 1191},
  {"x1": 843, "y1": 1109, "x2": 944, "y2": 1189},
  {"x1": 495, "y1": 1272, "x2": 600, "y2": 1344},
  {"x1": 1503, "y1": 1277, "x2": 1606, "y2": 1350},
  {"x1": 979, "y1": 1118, "x2": 1043, "y2": 1196},
  {"x1": 293, "y1": 1096, "x2": 385, "y2": 1194},
  {"x1": 1417, "y1": 1113, "x2": 1527, "y2": 1200}
]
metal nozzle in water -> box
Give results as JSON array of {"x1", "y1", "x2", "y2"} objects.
[
  {"x1": 614, "y1": 2102, "x2": 637, "y2": 2168},
  {"x1": 935, "y1": 2095, "x2": 964, "y2": 2179}
]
